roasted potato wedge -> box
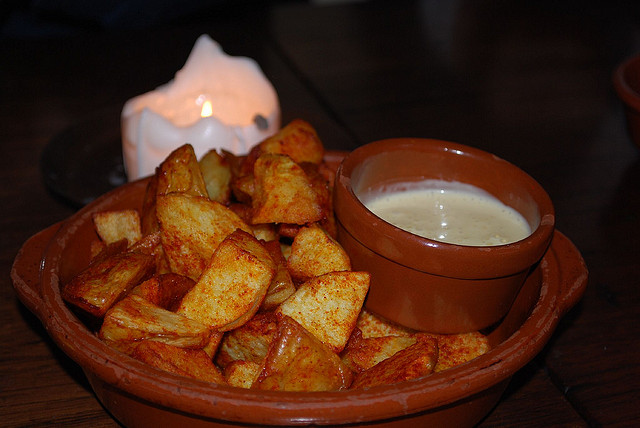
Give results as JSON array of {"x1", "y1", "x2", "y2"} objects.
[
  {"x1": 230, "y1": 203, "x2": 278, "y2": 241},
  {"x1": 156, "y1": 143, "x2": 208, "y2": 197},
  {"x1": 300, "y1": 162, "x2": 336, "y2": 238},
  {"x1": 350, "y1": 335, "x2": 438, "y2": 389},
  {"x1": 99, "y1": 294, "x2": 213, "y2": 353},
  {"x1": 90, "y1": 239, "x2": 107, "y2": 260},
  {"x1": 216, "y1": 313, "x2": 278, "y2": 368},
  {"x1": 426, "y1": 331, "x2": 491, "y2": 372},
  {"x1": 177, "y1": 230, "x2": 276, "y2": 331},
  {"x1": 280, "y1": 242, "x2": 292, "y2": 260},
  {"x1": 128, "y1": 231, "x2": 161, "y2": 254},
  {"x1": 341, "y1": 329, "x2": 419, "y2": 374},
  {"x1": 140, "y1": 171, "x2": 160, "y2": 235},
  {"x1": 261, "y1": 240, "x2": 296, "y2": 311},
  {"x1": 229, "y1": 173, "x2": 255, "y2": 204},
  {"x1": 92, "y1": 209, "x2": 142, "y2": 246},
  {"x1": 132, "y1": 340, "x2": 226, "y2": 384},
  {"x1": 276, "y1": 271, "x2": 370, "y2": 353},
  {"x1": 259, "y1": 119, "x2": 324, "y2": 165},
  {"x1": 202, "y1": 331, "x2": 225, "y2": 359},
  {"x1": 252, "y1": 315, "x2": 353, "y2": 391},
  {"x1": 252, "y1": 223, "x2": 279, "y2": 242},
  {"x1": 129, "y1": 273, "x2": 195, "y2": 311},
  {"x1": 356, "y1": 309, "x2": 415, "y2": 339},
  {"x1": 224, "y1": 360, "x2": 262, "y2": 389},
  {"x1": 89, "y1": 238, "x2": 128, "y2": 264},
  {"x1": 251, "y1": 153, "x2": 324, "y2": 225},
  {"x1": 286, "y1": 223, "x2": 351, "y2": 283},
  {"x1": 276, "y1": 223, "x2": 302, "y2": 239},
  {"x1": 199, "y1": 149, "x2": 232, "y2": 204},
  {"x1": 139, "y1": 143, "x2": 208, "y2": 238},
  {"x1": 62, "y1": 251, "x2": 155, "y2": 318},
  {"x1": 156, "y1": 192, "x2": 252, "y2": 280},
  {"x1": 128, "y1": 231, "x2": 172, "y2": 275}
]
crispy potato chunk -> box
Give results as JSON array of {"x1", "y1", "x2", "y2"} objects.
[
  {"x1": 235, "y1": 145, "x2": 262, "y2": 178},
  {"x1": 276, "y1": 223, "x2": 302, "y2": 239},
  {"x1": 128, "y1": 232, "x2": 172, "y2": 275},
  {"x1": 202, "y1": 331, "x2": 225, "y2": 359},
  {"x1": 222, "y1": 149, "x2": 247, "y2": 178},
  {"x1": 426, "y1": 332, "x2": 491, "y2": 372},
  {"x1": 216, "y1": 313, "x2": 278, "y2": 368},
  {"x1": 286, "y1": 224, "x2": 351, "y2": 283},
  {"x1": 90, "y1": 239, "x2": 107, "y2": 260},
  {"x1": 226, "y1": 149, "x2": 259, "y2": 205},
  {"x1": 152, "y1": 245, "x2": 172, "y2": 275},
  {"x1": 317, "y1": 160, "x2": 337, "y2": 191},
  {"x1": 230, "y1": 203, "x2": 279, "y2": 241},
  {"x1": 302, "y1": 164, "x2": 336, "y2": 238},
  {"x1": 341, "y1": 329, "x2": 418, "y2": 373},
  {"x1": 177, "y1": 230, "x2": 276, "y2": 331},
  {"x1": 261, "y1": 240, "x2": 296, "y2": 311},
  {"x1": 259, "y1": 119, "x2": 324, "y2": 165},
  {"x1": 99, "y1": 294, "x2": 213, "y2": 353},
  {"x1": 89, "y1": 238, "x2": 128, "y2": 264},
  {"x1": 252, "y1": 316, "x2": 353, "y2": 391},
  {"x1": 141, "y1": 172, "x2": 160, "y2": 235},
  {"x1": 128, "y1": 231, "x2": 160, "y2": 254},
  {"x1": 129, "y1": 273, "x2": 195, "y2": 311},
  {"x1": 251, "y1": 153, "x2": 323, "y2": 225},
  {"x1": 224, "y1": 360, "x2": 262, "y2": 389},
  {"x1": 132, "y1": 340, "x2": 226, "y2": 384},
  {"x1": 156, "y1": 192, "x2": 252, "y2": 280},
  {"x1": 251, "y1": 223, "x2": 279, "y2": 242},
  {"x1": 156, "y1": 143, "x2": 208, "y2": 197},
  {"x1": 228, "y1": 201, "x2": 252, "y2": 222},
  {"x1": 93, "y1": 209, "x2": 142, "y2": 246},
  {"x1": 350, "y1": 335, "x2": 438, "y2": 389},
  {"x1": 199, "y1": 149, "x2": 232, "y2": 204},
  {"x1": 230, "y1": 173, "x2": 255, "y2": 204},
  {"x1": 276, "y1": 271, "x2": 370, "y2": 353},
  {"x1": 280, "y1": 242, "x2": 292, "y2": 260},
  {"x1": 62, "y1": 251, "x2": 155, "y2": 318},
  {"x1": 356, "y1": 309, "x2": 415, "y2": 339}
]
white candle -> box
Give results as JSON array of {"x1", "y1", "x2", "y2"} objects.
[{"x1": 121, "y1": 34, "x2": 281, "y2": 180}]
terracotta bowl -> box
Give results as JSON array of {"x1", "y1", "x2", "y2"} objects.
[
  {"x1": 613, "y1": 53, "x2": 640, "y2": 148},
  {"x1": 11, "y1": 152, "x2": 587, "y2": 427},
  {"x1": 334, "y1": 139, "x2": 556, "y2": 333}
]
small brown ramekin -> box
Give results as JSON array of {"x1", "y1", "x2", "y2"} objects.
[{"x1": 334, "y1": 138, "x2": 555, "y2": 333}]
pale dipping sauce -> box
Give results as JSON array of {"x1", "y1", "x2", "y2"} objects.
[{"x1": 362, "y1": 181, "x2": 531, "y2": 246}]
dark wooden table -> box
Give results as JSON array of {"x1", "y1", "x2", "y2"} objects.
[{"x1": 2, "y1": 1, "x2": 639, "y2": 426}]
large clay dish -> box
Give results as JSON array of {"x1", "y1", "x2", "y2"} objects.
[{"x1": 11, "y1": 152, "x2": 588, "y2": 427}]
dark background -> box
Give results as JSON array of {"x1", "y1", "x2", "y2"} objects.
[{"x1": 2, "y1": 1, "x2": 639, "y2": 426}]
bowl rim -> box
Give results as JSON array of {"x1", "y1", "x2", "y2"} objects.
[
  {"x1": 28, "y1": 175, "x2": 586, "y2": 426},
  {"x1": 334, "y1": 138, "x2": 555, "y2": 279},
  {"x1": 613, "y1": 53, "x2": 640, "y2": 111}
]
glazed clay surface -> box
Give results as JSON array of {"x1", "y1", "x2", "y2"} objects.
[
  {"x1": 11, "y1": 151, "x2": 586, "y2": 427},
  {"x1": 333, "y1": 139, "x2": 555, "y2": 333}
]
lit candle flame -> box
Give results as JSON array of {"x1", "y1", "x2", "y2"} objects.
[{"x1": 201, "y1": 100, "x2": 213, "y2": 118}]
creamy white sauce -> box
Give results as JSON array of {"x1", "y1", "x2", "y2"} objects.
[{"x1": 361, "y1": 181, "x2": 531, "y2": 246}]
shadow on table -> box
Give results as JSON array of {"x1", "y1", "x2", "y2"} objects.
[{"x1": 16, "y1": 297, "x2": 95, "y2": 394}]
